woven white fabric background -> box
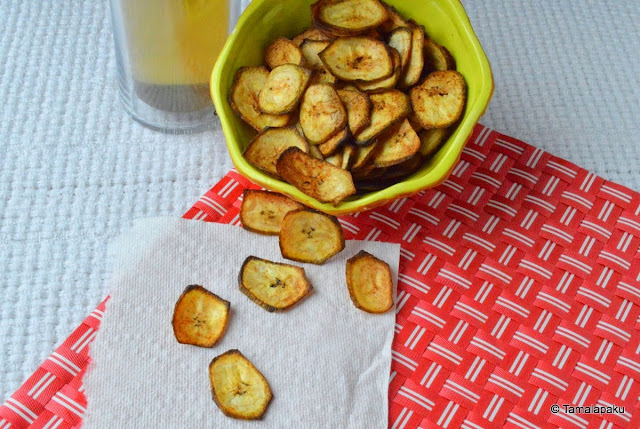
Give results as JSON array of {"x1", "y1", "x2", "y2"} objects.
[{"x1": 1, "y1": 0, "x2": 639, "y2": 401}]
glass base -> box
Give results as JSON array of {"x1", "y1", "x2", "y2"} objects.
[{"x1": 119, "y1": 81, "x2": 217, "y2": 134}]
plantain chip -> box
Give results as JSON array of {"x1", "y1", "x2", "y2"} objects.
[
  {"x1": 354, "y1": 89, "x2": 411, "y2": 145},
  {"x1": 350, "y1": 140, "x2": 379, "y2": 171},
  {"x1": 240, "y1": 189, "x2": 305, "y2": 235},
  {"x1": 354, "y1": 164, "x2": 387, "y2": 179},
  {"x1": 310, "y1": 68, "x2": 338, "y2": 85},
  {"x1": 300, "y1": 39, "x2": 331, "y2": 70},
  {"x1": 420, "y1": 127, "x2": 451, "y2": 158},
  {"x1": 346, "y1": 250, "x2": 394, "y2": 313},
  {"x1": 318, "y1": 127, "x2": 350, "y2": 156},
  {"x1": 172, "y1": 285, "x2": 230, "y2": 348},
  {"x1": 229, "y1": 66, "x2": 291, "y2": 131},
  {"x1": 324, "y1": 150, "x2": 343, "y2": 168},
  {"x1": 277, "y1": 147, "x2": 356, "y2": 204},
  {"x1": 340, "y1": 144, "x2": 356, "y2": 170},
  {"x1": 292, "y1": 27, "x2": 334, "y2": 47},
  {"x1": 244, "y1": 127, "x2": 309, "y2": 178},
  {"x1": 398, "y1": 22, "x2": 425, "y2": 89},
  {"x1": 308, "y1": 144, "x2": 324, "y2": 160},
  {"x1": 423, "y1": 38, "x2": 456, "y2": 75},
  {"x1": 361, "y1": 28, "x2": 384, "y2": 41},
  {"x1": 387, "y1": 27, "x2": 412, "y2": 73},
  {"x1": 371, "y1": 119, "x2": 420, "y2": 167},
  {"x1": 408, "y1": 111, "x2": 424, "y2": 133},
  {"x1": 319, "y1": 37, "x2": 394, "y2": 82},
  {"x1": 337, "y1": 87, "x2": 371, "y2": 135},
  {"x1": 299, "y1": 84, "x2": 347, "y2": 144},
  {"x1": 410, "y1": 70, "x2": 466, "y2": 129},
  {"x1": 264, "y1": 37, "x2": 305, "y2": 70},
  {"x1": 379, "y1": 5, "x2": 410, "y2": 33},
  {"x1": 209, "y1": 350, "x2": 273, "y2": 420},
  {"x1": 279, "y1": 208, "x2": 345, "y2": 264},
  {"x1": 259, "y1": 64, "x2": 312, "y2": 114},
  {"x1": 239, "y1": 256, "x2": 313, "y2": 311},
  {"x1": 386, "y1": 153, "x2": 422, "y2": 177},
  {"x1": 355, "y1": 47, "x2": 401, "y2": 93},
  {"x1": 312, "y1": 0, "x2": 389, "y2": 35}
]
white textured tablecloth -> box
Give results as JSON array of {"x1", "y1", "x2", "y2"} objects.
[{"x1": 1, "y1": 0, "x2": 639, "y2": 400}]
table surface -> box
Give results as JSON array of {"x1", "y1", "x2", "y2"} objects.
[{"x1": 1, "y1": 0, "x2": 639, "y2": 401}]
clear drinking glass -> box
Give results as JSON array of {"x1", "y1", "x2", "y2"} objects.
[{"x1": 109, "y1": 0, "x2": 241, "y2": 133}]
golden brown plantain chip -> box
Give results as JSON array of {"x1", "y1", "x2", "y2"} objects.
[
  {"x1": 277, "y1": 147, "x2": 356, "y2": 204},
  {"x1": 319, "y1": 37, "x2": 394, "y2": 82},
  {"x1": 308, "y1": 144, "x2": 324, "y2": 160},
  {"x1": 387, "y1": 27, "x2": 412, "y2": 73},
  {"x1": 209, "y1": 350, "x2": 273, "y2": 420},
  {"x1": 279, "y1": 208, "x2": 345, "y2": 264},
  {"x1": 340, "y1": 144, "x2": 356, "y2": 170},
  {"x1": 292, "y1": 27, "x2": 334, "y2": 47},
  {"x1": 354, "y1": 89, "x2": 411, "y2": 145},
  {"x1": 419, "y1": 127, "x2": 451, "y2": 158},
  {"x1": 317, "y1": 127, "x2": 350, "y2": 156},
  {"x1": 408, "y1": 111, "x2": 424, "y2": 133},
  {"x1": 410, "y1": 70, "x2": 466, "y2": 129},
  {"x1": 299, "y1": 84, "x2": 347, "y2": 144},
  {"x1": 309, "y1": 68, "x2": 338, "y2": 85},
  {"x1": 354, "y1": 47, "x2": 401, "y2": 93},
  {"x1": 240, "y1": 190, "x2": 305, "y2": 235},
  {"x1": 379, "y1": 153, "x2": 422, "y2": 180},
  {"x1": 379, "y1": 5, "x2": 410, "y2": 33},
  {"x1": 350, "y1": 140, "x2": 379, "y2": 171},
  {"x1": 312, "y1": 0, "x2": 389, "y2": 35},
  {"x1": 346, "y1": 250, "x2": 394, "y2": 313},
  {"x1": 258, "y1": 64, "x2": 312, "y2": 114},
  {"x1": 324, "y1": 150, "x2": 343, "y2": 167},
  {"x1": 172, "y1": 285, "x2": 230, "y2": 348},
  {"x1": 264, "y1": 37, "x2": 305, "y2": 70},
  {"x1": 229, "y1": 66, "x2": 291, "y2": 131},
  {"x1": 398, "y1": 22, "x2": 425, "y2": 89},
  {"x1": 423, "y1": 38, "x2": 456, "y2": 75},
  {"x1": 244, "y1": 127, "x2": 310, "y2": 178},
  {"x1": 239, "y1": 256, "x2": 313, "y2": 311},
  {"x1": 337, "y1": 87, "x2": 371, "y2": 135},
  {"x1": 371, "y1": 119, "x2": 421, "y2": 167},
  {"x1": 300, "y1": 39, "x2": 331, "y2": 70}
]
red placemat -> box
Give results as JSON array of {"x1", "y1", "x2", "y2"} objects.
[{"x1": 3, "y1": 124, "x2": 640, "y2": 429}]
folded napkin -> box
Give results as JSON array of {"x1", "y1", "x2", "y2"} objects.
[{"x1": 82, "y1": 217, "x2": 400, "y2": 428}]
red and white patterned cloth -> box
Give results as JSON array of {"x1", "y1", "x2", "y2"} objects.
[{"x1": 2, "y1": 124, "x2": 640, "y2": 429}]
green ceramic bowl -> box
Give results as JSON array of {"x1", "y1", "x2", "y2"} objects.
[{"x1": 211, "y1": 0, "x2": 493, "y2": 215}]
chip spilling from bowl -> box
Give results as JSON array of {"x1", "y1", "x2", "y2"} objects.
[{"x1": 229, "y1": 0, "x2": 467, "y2": 206}]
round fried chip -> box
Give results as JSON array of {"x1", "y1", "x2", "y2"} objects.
[
  {"x1": 313, "y1": 0, "x2": 389, "y2": 35},
  {"x1": 172, "y1": 285, "x2": 230, "y2": 348},
  {"x1": 240, "y1": 190, "x2": 304, "y2": 235},
  {"x1": 410, "y1": 70, "x2": 466, "y2": 129},
  {"x1": 229, "y1": 66, "x2": 291, "y2": 131},
  {"x1": 346, "y1": 250, "x2": 394, "y2": 313},
  {"x1": 258, "y1": 64, "x2": 312, "y2": 114},
  {"x1": 209, "y1": 350, "x2": 273, "y2": 420},
  {"x1": 279, "y1": 209, "x2": 345, "y2": 264},
  {"x1": 239, "y1": 256, "x2": 313, "y2": 312},
  {"x1": 243, "y1": 127, "x2": 310, "y2": 178},
  {"x1": 319, "y1": 37, "x2": 394, "y2": 82},
  {"x1": 300, "y1": 84, "x2": 347, "y2": 144}
]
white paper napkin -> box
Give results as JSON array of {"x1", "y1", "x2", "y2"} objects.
[{"x1": 83, "y1": 217, "x2": 400, "y2": 428}]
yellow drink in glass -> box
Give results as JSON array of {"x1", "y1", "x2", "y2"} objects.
[{"x1": 111, "y1": 0, "x2": 237, "y2": 130}]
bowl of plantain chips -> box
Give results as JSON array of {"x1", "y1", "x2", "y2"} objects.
[{"x1": 211, "y1": 0, "x2": 493, "y2": 215}]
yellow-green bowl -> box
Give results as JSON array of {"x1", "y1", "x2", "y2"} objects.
[{"x1": 211, "y1": 0, "x2": 493, "y2": 215}]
